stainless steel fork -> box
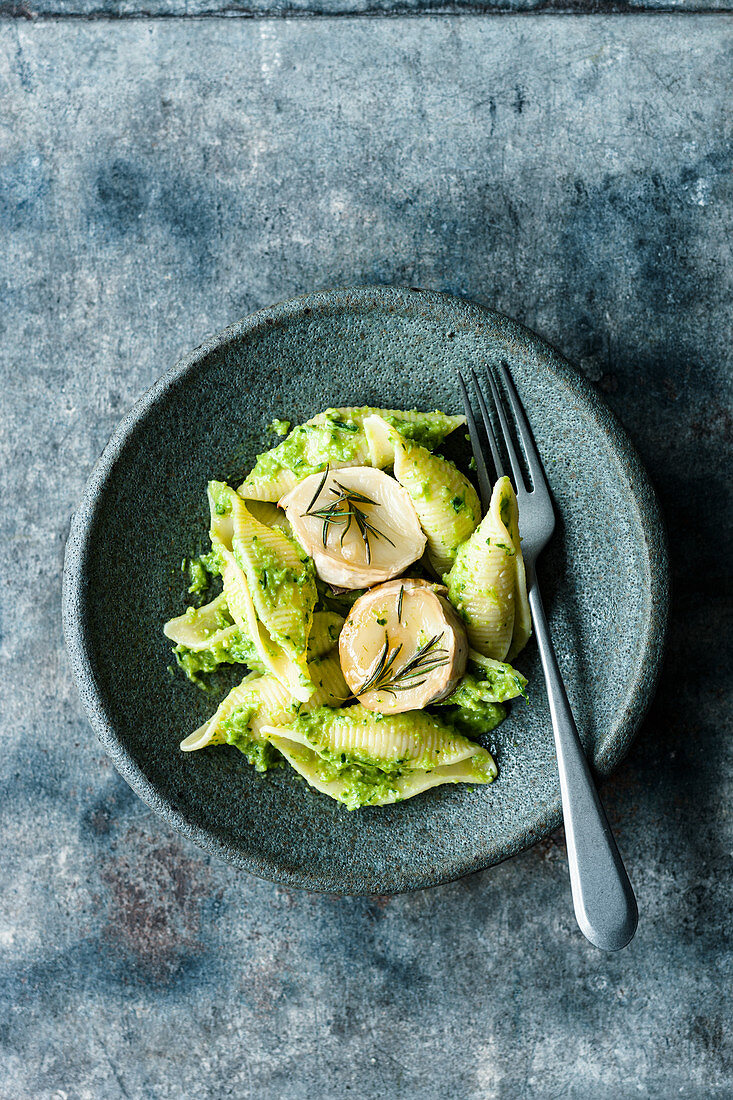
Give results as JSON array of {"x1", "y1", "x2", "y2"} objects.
[{"x1": 459, "y1": 362, "x2": 638, "y2": 951}]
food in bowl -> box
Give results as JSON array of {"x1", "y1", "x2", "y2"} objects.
[{"x1": 164, "y1": 407, "x2": 529, "y2": 809}]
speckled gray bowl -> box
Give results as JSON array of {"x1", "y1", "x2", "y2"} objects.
[{"x1": 63, "y1": 287, "x2": 668, "y2": 895}]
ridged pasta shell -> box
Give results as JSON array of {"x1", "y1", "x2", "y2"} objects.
[
  {"x1": 180, "y1": 671, "x2": 264, "y2": 752},
  {"x1": 238, "y1": 408, "x2": 465, "y2": 501},
  {"x1": 180, "y1": 651, "x2": 348, "y2": 753},
  {"x1": 268, "y1": 705, "x2": 484, "y2": 769},
  {"x1": 365, "y1": 416, "x2": 480, "y2": 576},
  {"x1": 208, "y1": 482, "x2": 316, "y2": 701},
  {"x1": 164, "y1": 593, "x2": 231, "y2": 649},
  {"x1": 446, "y1": 477, "x2": 519, "y2": 660},
  {"x1": 265, "y1": 727, "x2": 496, "y2": 809}
]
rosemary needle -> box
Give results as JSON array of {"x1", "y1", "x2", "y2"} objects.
[
  {"x1": 305, "y1": 465, "x2": 330, "y2": 514},
  {"x1": 356, "y1": 632, "x2": 450, "y2": 698},
  {"x1": 302, "y1": 475, "x2": 394, "y2": 564}
]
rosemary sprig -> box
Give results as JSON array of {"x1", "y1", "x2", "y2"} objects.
[
  {"x1": 302, "y1": 475, "x2": 394, "y2": 564},
  {"x1": 356, "y1": 632, "x2": 450, "y2": 697},
  {"x1": 305, "y1": 465, "x2": 330, "y2": 514},
  {"x1": 397, "y1": 584, "x2": 404, "y2": 624}
]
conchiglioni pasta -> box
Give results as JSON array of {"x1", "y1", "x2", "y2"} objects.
[
  {"x1": 238, "y1": 406, "x2": 465, "y2": 501},
  {"x1": 164, "y1": 591, "x2": 265, "y2": 682},
  {"x1": 445, "y1": 476, "x2": 528, "y2": 661},
  {"x1": 163, "y1": 404, "x2": 530, "y2": 810},
  {"x1": 263, "y1": 705, "x2": 497, "y2": 810},
  {"x1": 364, "y1": 415, "x2": 481, "y2": 576},
  {"x1": 180, "y1": 651, "x2": 349, "y2": 759},
  {"x1": 209, "y1": 482, "x2": 317, "y2": 701}
]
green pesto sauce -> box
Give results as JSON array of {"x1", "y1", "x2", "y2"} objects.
[
  {"x1": 389, "y1": 414, "x2": 457, "y2": 451},
  {"x1": 439, "y1": 702, "x2": 506, "y2": 738},
  {"x1": 435, "y1": 660, "x2": 527, "y2": 734},
  {"x1": 187, "y1": 558, "x2": 209, "y2": 597},
  {"x1": 439, "y1": 676, "x2": 515, "y2": 717},
  {"x1": 243, "y1": 409, "x2": 461, "y2": 486},
  {"x1": 215, "y1": 606, "x2": 233, "y2": 630},
  {"x1": 246, "y1": 416, "x2": 365, "y2": 483},
  {"x1": 268, "y1": 418, "x2": 291, "y2": 437},
  {"x1": 184, "y1": 550, "x2": 222, "y2": 606},
  {"x1": 173, "y1": 644, "x2": 221, "y2": 688},
  {"x1": 213, "y1": 484, "x2": 232, "y2": 516},
  {"x1": 173, "y1": 627, "x2": 266, "y2": 687},
  {"x1": 449, "y1": 664, "x2": 527, "y2": 706},
  {"x1": 221, "y1": 705, "x2": 282, "y2": 772},
  {"x1": 312, "y1": 756, "x2": 404, "y2": 811},
  {"x1": 445, "y1": 567, "x2": 468, "y2": 617}
]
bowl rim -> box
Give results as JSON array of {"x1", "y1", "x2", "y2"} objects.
[{"x1": 62, "y1": 285, "x2": 670, "y2": 893}]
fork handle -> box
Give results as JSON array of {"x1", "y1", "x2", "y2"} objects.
[{"x1": 527, "y1": 572, "x2": 638, "y2": 951}]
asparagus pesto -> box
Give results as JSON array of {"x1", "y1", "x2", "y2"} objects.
[{"x1": 164, "y1": 405, "x2": 530, "y2": 809}]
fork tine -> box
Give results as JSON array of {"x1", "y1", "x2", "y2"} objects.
[
  {"x1": 469, "y1": 369, "x2": 505, "y2": 481},
  {"x1": 484, "y1": 368, "x2": 528, "y2": 493},
  {"x1": 497, "y1": 360, "x2": 549, "y2": 495},
  {"x1": 457, "y1": 370, "x2": 493, "y2": 512}
]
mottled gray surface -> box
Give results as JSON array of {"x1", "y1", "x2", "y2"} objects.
[
  {"x1": 1, "y1": 15, "x2": 731, "y2": 1100},
  {"x1": 3, "y1": 1, "x2": 731, "y2": 20}
]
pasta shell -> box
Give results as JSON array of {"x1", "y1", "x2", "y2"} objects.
[
  {"x1": 264, "y1": 705, "x2": 496, "y2": 808},
  {"x1": 220, "y1": 550, "x2": 313, "y2": 702},
  {"x1": 445, "y1": 477, "x2": 519, "y2": 660},
  {"x1": 245, "y1": 500, "x2": 293, "y2": 536},
  {"x1": 238, "y1": 408, "x2": 465, "y2": 501},
  {"x1": 267, "y1": 705, "x2": 484, "y2": 769},
  {"x1": 163, "y1": 593, "x2": 232, "y2": 650},
  {"x1": 180, "y1": 651, "x2": 348, "y2": 753},
  {"x1": 180, "y1": 670, "x2": 264, "y2": 752},
  {"x1": 267, "y1": 739, "x2": 496, "y2": 808},
  {"x1": 208, "y1": 482, "x2": 317, "y2": 701},
  {"x1": 366, "y1": 416, "x2": 481, "y2": 576}
]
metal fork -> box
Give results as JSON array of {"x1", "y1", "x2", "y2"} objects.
[{"x1": 459, "y1": 363, "x2": 638, "y2": 952}]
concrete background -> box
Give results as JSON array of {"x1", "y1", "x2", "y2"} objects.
[
  {"x1": 4, "y1": 0, "x2": 731, "y2": 16},
  {"x1": 1, "y1": 13, "x2": 732, "y2": 1100}
]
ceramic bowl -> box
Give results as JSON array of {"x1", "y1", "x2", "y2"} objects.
[{"x1": 63, "y1": 287, "x2": 668, "y2": 894}]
